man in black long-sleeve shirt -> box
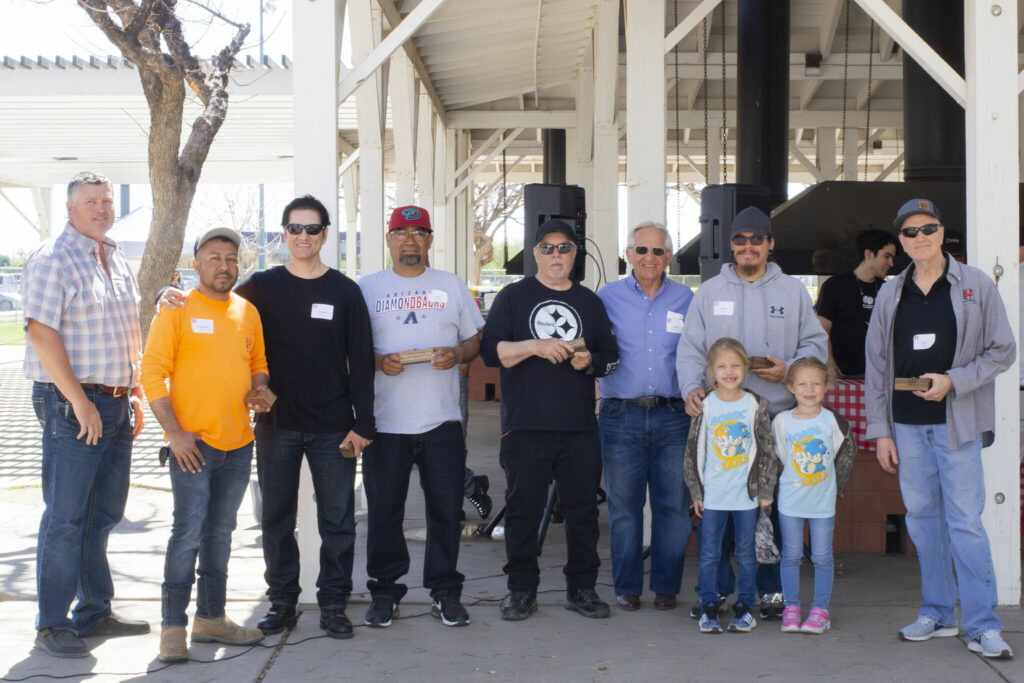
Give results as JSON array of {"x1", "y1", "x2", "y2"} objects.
[{"x1": 481, "y1": 219, "x2": 618, "y2": 621}]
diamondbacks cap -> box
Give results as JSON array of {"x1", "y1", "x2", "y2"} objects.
[
  {"x1": 388, "y1": 205, "x2": 432, "y2": 232},
  {"x1": 893, "y1": 198, "x2": 942, "y2": 228},
  {"x1": 194, "y1": 227, "x2": 241, "y2": 256},
  {"x1": 730, "y1": 206, "x2": 771, "y2": 237}
]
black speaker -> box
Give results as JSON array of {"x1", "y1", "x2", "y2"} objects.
[
  {"x1": 698, "y1": 184, "x2": 772, "y2": 281},
  {"x1": 523, "y1": 183, "x2": 587, "y2": 281}
]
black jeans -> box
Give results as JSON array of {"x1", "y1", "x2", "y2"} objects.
[
  {"x1": 363, "y1": 421, "x2": 466, "y2": 602},
  {"x1": 255, "y1": 424, "x2": 356, "y2": 610},
  {"x1": 499, "y1": 429, "x2": 602, "y2": 594}
]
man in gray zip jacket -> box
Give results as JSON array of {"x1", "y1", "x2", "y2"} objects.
[
  {"x1": 676, "y1": 206, "x2": 827, "y2": 619},
  {"x1": 864, "y1": 198, "x2": 1015, "y2": 660}
]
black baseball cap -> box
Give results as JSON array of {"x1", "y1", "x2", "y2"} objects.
[
  {"x1": 535, "y1": 219, "x2": 575, "y2": 244},
  {"x1": 730, "y1": 207, "x2": 771, "y2": 237}
]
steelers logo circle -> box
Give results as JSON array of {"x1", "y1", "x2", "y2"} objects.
[{"x1": 529, "y1": 300, "x2": 581, "y2": 340}]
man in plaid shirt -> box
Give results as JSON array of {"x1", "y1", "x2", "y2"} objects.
[{"x1": 23, "y1": 171, "x2": 149, "y2": 658}]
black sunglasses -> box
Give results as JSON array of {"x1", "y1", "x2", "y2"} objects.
[
  {"x1": 632, "y1": 246, "x2": 667, "y2": 256},
  {"x1": 536, "y1": 242, "x2": 575, "y2": 255},
  {"x1": 731, "y1": 233, "x2": 770, "y2": 246},
  {"x1": 284, "y1": 223, "x2": 326, "y2": 236},
  {"x1": 899, "y1": 223, "x2": 941, "y2": 238}
]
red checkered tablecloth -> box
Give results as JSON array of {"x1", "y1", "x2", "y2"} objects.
[{"x1": 824, "y1": 379, "x2": 875, "y2": 451}]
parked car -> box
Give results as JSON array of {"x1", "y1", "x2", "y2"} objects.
[{"x1": 0, "y1": 291, "x2": 21, "y2": 312}]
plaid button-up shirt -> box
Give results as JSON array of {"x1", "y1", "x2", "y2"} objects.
[{"x1": 22, "y1": 222, "x2": 142, "y2": 387}]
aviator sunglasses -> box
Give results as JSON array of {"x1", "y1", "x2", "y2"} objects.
[
  {"x1": 899, "y1": 223, "x2": 941, "y2": 238},
  {"x1": 632, "y1": 246, "x2": 667, "y2": 256},
  {"x1": 285, "y1": 223, "x2": 326, "y2": 236},
  {"x1": 536, "y1": 242, "x2": 575, "y2": 255}
]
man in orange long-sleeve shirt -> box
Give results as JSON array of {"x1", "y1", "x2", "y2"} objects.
[{"x1": 141, "y1": 227, "x2": 270, "y2": 663}]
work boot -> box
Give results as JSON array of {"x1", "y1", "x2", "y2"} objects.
[
  {"x1": 191, "y1": 615, "x2": 265, "y2": 645},
  {"x1": 257, "y1": 604, "x2": 298, "y2": 635},
  {"x1": 158, "y1": 626, "x2": 188, "y2": 663}
]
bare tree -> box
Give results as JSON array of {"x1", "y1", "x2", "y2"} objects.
[
  {"x1": 472, "y1": 182, "x2": 524, "y2": 285},
  {"x1": 78, "y1": 0, "x2": 249, "y2": 336}
]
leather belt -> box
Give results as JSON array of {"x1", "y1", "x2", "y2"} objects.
[
  {"x1": 80, "y1": 383, "x2": 131, "y2": 398},
  {"x1": 623, "y1": 396, "x2": 681, "y2": 407}
]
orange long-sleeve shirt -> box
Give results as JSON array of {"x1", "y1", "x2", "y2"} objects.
[{"x1": 141, "y1": 289, "x2": 268, "y2": 451}]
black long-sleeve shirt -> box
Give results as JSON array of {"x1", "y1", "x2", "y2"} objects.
[
  {"x1": 481, "y1": 277, "x2": 618, "y2": 432},
  {"x1": 236, "y1": 266, "x2": 376, "y2": 438}
]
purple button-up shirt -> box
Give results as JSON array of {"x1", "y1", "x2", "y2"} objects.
[{"x1": 597, "y1": 273, "x2": 693, "y2": 399}]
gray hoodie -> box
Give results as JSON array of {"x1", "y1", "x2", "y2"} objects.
[
  {"x1": 864, "y1": 255, "x2": 1016, "y2": 451},
  {"x1": 676, "y1": 262, "x2": 828, "y2": 415}
]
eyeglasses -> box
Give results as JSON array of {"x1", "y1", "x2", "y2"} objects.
[
  {"x1": 899, "y1": 223, "x2": 941, "y2": 238},
  {"x1": 731, "y1": 233, "x2": 770, "y2": 246},
  {"x1": 388, "y1": 229, "x2": 431, "y2": 241},
  {"x1": 632, "y1": 246, "x2": 667, "y2": 256},
  {"x1": 536, "y1": 242, "x2": 575, "y2": 255},
  {"x1": 285, "y1": 223, "x2": 325, "y2": 236}
]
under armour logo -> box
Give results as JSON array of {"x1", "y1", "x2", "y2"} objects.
[
  {"x1": 770, "y1": 305, "x2": 784, "y2": 315},
  {"x1": 401, "y1": 208, "x2": 422, "y2": 221}
]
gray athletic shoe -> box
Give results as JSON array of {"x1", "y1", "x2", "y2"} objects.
[
  {"x1": 897, "y1": 615, "x2": 958, "y2": 642},
  {"x1": 967, "y1": 631, "x2": 1013, "y2": 659}
]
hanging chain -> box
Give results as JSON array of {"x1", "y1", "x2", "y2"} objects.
[
  {"x1": 502, "y1": 148, "x2": 509, "y2": 265},
  {"x1": 863, "y1": 20, "x2": 875, "y2": 181},
  {"x1": 720, "y1": 2, "x2": 728, "y2": 183},
  {"x1": 673, "y1": 0, "x2": 682, "y2": 228},
  {"x1": 839, "y1": 0, "x2": 851, "y2": 179},
  {"x1": 702, "y1": 16, "x2": 710, "y2": 182}
]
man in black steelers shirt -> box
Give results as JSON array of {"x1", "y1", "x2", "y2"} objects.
[{"x1": 481, "y1": 219, "x2": 619, "y2": 621}]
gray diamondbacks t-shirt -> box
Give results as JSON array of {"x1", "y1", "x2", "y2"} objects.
[{"x1": 359, "y1": 267, "x2": 484, "y2": 434}]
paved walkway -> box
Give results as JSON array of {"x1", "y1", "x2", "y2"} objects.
[{"x1": 0, "y1": 341, "x2": 1020, "y2": 682}]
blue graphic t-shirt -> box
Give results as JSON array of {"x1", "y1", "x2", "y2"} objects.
[
  {"x1": 702, "y1": 392, "x2": 758, "y2": 511},
  {"x1": 776, "y1": 409, "x2": 839, "y2": 518}
]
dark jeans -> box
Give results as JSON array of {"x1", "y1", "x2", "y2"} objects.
[
  {"x1": 363, "y1": 421, "x2": 466, "y2": 602},
  {"x1": 162, "y1": 440, "x2": 252, "y2": 627},
  {"x1": 255, "y1": 424, "x2": 356, "y2": 609},
  {"x1": 32, "y1": 382, "x2": 133, "y2": 634},
  {"x1": 499, "y1": 429, "x2": 602, "y2": 594}
]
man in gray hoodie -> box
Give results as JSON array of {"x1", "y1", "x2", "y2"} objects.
[
  {"x1": 676, "y1": 205, "x2": 828, "y2": 619},
  {"x1": 865, "y1": 199, "x2": 1015, "y2": 660}
]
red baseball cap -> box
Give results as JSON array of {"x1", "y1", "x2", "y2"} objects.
[{"x1": 388, "y1": 205, "x2": 432, "y2": 232}]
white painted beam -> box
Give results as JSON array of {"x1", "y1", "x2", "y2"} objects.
[
  {"x1": 816, "y1": 127, "x2": 837, "y2": 181},
  {"x1": 416, "y1": 91, "x2": 435, "y2": 212},
  {"x1": 856, "y1": 79, "x2": 883, "y2": 110},
  {"x1": 964, "y1": 0, "x2": 1022, "y2": 606},
  {"x1": 452, "y1": 129, "x2": 506, "y2": 182},
  {"x1": 874, "y1": 151, "x2": 903, "y2": 181},
  {"x1": 664, "y1": 0, "x2": 723, "y2": 54},
  {"x1": 820, "y1": 0, "x2": 845, "y2": 60},
  {"x1": 390, "y1": 50, "x2": 418, "y2": 205},
  {"x1": 447, "y1": 129, "x2": 525, "y2": 202},
  {"x1": 31, "y1": 186, "x2": 51, "y2": 239},
  {"x1": 789, "y1": 142, "x2": 825, "y2": 183},
  {"x1": 593, "y1": 0, "x2": 620, "y2": 289},
  {"x1": 446, "y1": 110, "x2": 576, "y2": 129},
  {"x1": 576, "y1": 34, "x2": 595, "y2": 165},
  {"x1": 378, "y1": 0, "x2": 445, "y2": 116},
  {"x1": 342, "y1": 165, "x2": 359, "y2": 277},
  {"x1": 625, "y1": 0, "x2": 666, "y2": 227},
  {"x1": 799, "y1": 79, "x2": 824, "y2": 110}
]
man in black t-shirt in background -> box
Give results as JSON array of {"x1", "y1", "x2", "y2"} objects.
[
  {"x1": 816, "y1": 229, "x2": 897, "y2": 377},
  {"x1": 481, "y1": 219, "x2": 619, "y2": 622}
]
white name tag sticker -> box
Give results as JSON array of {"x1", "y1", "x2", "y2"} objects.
[
  {"x1": 913, "y1": 333, "x2": 936, "y2": 350},
  {"x1": 713, "y1": 300, "x2": 735, "y2": 316},
  {"x1": 427, "y1": 289, "x2": 448, "y2": 305},
  {"x1": 191, "y1": 318, "x2": 214, "y2": 334},
  {"x1": 666, "y1": 310, "x2": 685, "y2": 334},
  {"x1": 311, "y1": 303, "x2": 334, "y2": 320}
]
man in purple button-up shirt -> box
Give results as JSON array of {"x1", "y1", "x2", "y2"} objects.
[{"x1": 597, "y1": 221, "x2": 694, "y2": 612}]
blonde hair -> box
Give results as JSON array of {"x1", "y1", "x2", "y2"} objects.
[
  {"x1": 784, "y1": 356, "x2": 835, "y2": 388},
  {"x1": 706, "y1": 337, "x2": 750, "y2": 387}
]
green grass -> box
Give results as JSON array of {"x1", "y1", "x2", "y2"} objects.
[{"x1": 0, "y1": 322, "x2": 25, "y2": 346}]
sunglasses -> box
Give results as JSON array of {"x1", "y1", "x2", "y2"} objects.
[
  {"x1": 285, "y1": 223, "x2": 325, "y2": 236},
  {"x1": 899, "y1": 223, "x2": 941, "y2": 238},
  {"x1": 389, "y1": 229, "x2": 431, "y2": 240},
  {"x1": 632, "y1": 246, "x2": 667, "y2": 256},
  {"x1": 731, "y1": 233, "x2": 770, "y2": 246},
  {"x1": 536, "y1": 242, "x2": 575, "y2": 255}
]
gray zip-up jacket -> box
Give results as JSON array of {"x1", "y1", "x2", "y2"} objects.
[
  {"x1": 676, "y1": 262, "x2": 828, "y2": 415},
  {"x1": 864, "y1": 254, "x2": 1016, "y2": 451}
]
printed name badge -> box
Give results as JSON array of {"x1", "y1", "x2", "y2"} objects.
[
  {"x1": 913, "y1": 333, "x2": 936, "y2": 350},
  {"x1": 427, "y1": 289, "x2": 448, "y2": 305},
  {"x1": 666, "y1": 310, "x2": 685, "y2": 334},
  {"x1": 191, "y1": 318, "x2": 214, "y2": 334},
  {"x1": 713, "y1": 300, "x2": 735, "y2": 316},
  {"x1": 311, "y1": 303, "x2": 334, "y2": 320}
]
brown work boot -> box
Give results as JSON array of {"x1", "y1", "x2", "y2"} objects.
[
  {"x1": 191, "y1": 615, "x2": 265, "y2": 646},
  {"x1": 158, "y1": 626, "x2": 188, "y2": 663}
]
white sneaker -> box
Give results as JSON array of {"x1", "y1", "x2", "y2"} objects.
[
  {"x1": 897, "y1": 615, "x2": 958, "y2": 642},
  {"x1": 967, "y1": 631, "x2": 1013, "y2": 659}
]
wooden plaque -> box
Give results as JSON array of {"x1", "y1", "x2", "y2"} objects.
[
  {"x1": 244, "y1": 386, "x2": 277, "y2": 410},
  {"x1": 894, "y1": 377, "x2": 933, "y2": 391}
]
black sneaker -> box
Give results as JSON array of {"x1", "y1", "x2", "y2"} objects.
[
  {"x1": 257, "y1": 604, "x2": 298, "y2": 635},
  {"x1": 565, "y1": 588, "x2": 611, "y2": 619},
  {"x1": 35, "y1": 629, "x2": 89, "y2": 658},
  {"x1": 364, "y1": 596, "x2": 398, "y2": 628},
  {"x1": 689, "y1": 593, "x2": 727, "y2": 619},
  {"x1": 467, "y1": 476, "x2": 492, "y2": 519},
  {"x1": 431, "y1": 593, "x2": 470, "y2": 627},
  {"x1": 500, "y1": 591, "x2": 537, "y2": 621},
  {"x1": 759, "y1": 592, "x2": 785, "y2": 621},
  {"x1": 320, "y1": 608, "x2": 353, "y2": 639}
]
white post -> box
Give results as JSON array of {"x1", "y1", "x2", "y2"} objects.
[
  {"x1": 437, "y1": 125, "x2": 458, "y2": 273},
  {"x1": 31, "y1": 186, "x2": 52, "y2": 239},
  {"x1": 455, "y1": 131, "x2": 472, "y2": 281},
  {"x1": 625, "y1": 0, "x2": 666, "y2": 228},
  {"x1": 707, "y1": 126, "x2": 723, "y2": 185},
  {"x1": 416, "y1": 92, "x2": 435, "y2": 211},
  {"x1": 842, "y1": 128, "x2": 858, "y2": 181},
  {"x1": 964, "y1": 0, "x2": 1021, "y2": 606},
  {"x1": 291, "y1": 0, "x2": 343, "y2": 605},
  {"x1": 351, "y1": 0, "x2": 387, "y2": 275},
  {"x1": 816, "y1": 127, "x2": 837, "y2": 181},
  {"x1": 342, "y1": 165, "x2": 359, "y2": 278},
  {"x1": 593, "y1": 0, "x2": 620, "y2": 287},
  {"x1": 390, "y1": 50, "x2": 418, "y2": 205},
  {"x1": 431, "y1": 115, "x2": 448, "y2": 268}
]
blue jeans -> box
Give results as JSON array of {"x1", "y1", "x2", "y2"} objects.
[
  {"x1": 255, "y1": 424, "x2": 355, "y2": 609},
  {"x1": 694, "y1": 498, "x2": 782, "y2": 600},
  {"x1": 894, "y1": 423, "x2": 1001, "y2": 639},
  {"x1": 599, "y1": 399, "x2": 691, "y2": 596},
  {"x1": 162, "y1": 440, "x2": 253, "y2": 627},
  {"x1": 33, "y1": 382, "x2": 133, "y2": 634},
  {"x1": 698, "y1": 508, "x2": 758, "y2": 610},
  {"x1": 779, "y1": 513, "x2": 835, "y2": 609}
]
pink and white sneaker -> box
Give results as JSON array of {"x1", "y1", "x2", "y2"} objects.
[
  {"x1": 800, "y1": 607, "x2": 831, "y2": 634},
  {"x1": 781, "y1": 605, "x2": 801, "y2": 633}
]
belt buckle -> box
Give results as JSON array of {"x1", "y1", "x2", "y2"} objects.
[
  {"x1": 111, "y1": 386, "x2": 128, "y2": 398},
  {"x1": 636, "y1": 396, "x2": 657, "y2": 408}
]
